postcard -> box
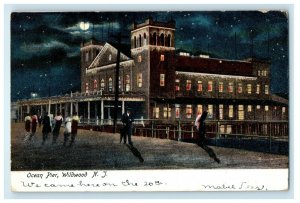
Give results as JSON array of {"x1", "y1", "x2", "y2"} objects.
[{"x1": 10, "y1": 10, "x2": 289, "y2": 192}]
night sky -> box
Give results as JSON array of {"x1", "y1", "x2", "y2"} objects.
[{"x1": 11, "y1": 11, "x2": 289, "y2": 101}]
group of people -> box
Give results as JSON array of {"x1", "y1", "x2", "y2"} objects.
[
  {"x1": 24, "y1": 108, "x2": 208, "y2": 148},
  {"x1": 24, "y1": 113, "x2": 39, "y2": 142},
  {"x1": 24, "y1": 111, "x2": 79, "y2": 147}
]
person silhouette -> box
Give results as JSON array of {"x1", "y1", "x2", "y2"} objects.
[{"x1": 121, "y1": 108, "x2": 134, "y2": 145}]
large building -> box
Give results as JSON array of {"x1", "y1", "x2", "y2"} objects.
[
  {"x1": 15, "y1": 17, "x2": 288, "y2": 125},
  {"x1": 80, "y1": 17, "x2": 288, "y2": 122}
]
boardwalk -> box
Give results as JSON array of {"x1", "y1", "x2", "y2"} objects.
[{"x1": 11, "y1": 123, "x2": 288, "y2": 171}]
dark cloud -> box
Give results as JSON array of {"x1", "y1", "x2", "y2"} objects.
[{"x1": 11, "y1": 11, "x2": 289, "y2": 101}]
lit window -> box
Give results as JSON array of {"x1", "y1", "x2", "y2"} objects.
[
  {"x1": 262, "y1": 70, "x2": 267, "y2": 76},
  {"x1": 85, "y1": 82, "x2": 89, "y2": 93},
  {"x1": 256, "y1": 84, "x2": 260, "y2": 94},
  {"x1": 175, "y1": 79, "x2": 180, "y2": 91},
  {"x1": 247, "y1": 84, "x2": 252, "y2": 94},
  {"x1": 238, "y1": 105, "x2": 244, "y2": 120},
  {"x1": 197, "y1": 81, "x2": 203, "y2": 92},
  {"x1": 153, "y1": 107, "x2": 160, "y2": 119},
  {"x1": 229, "y1": 105, "x2": 234, "y2": 118},
  {"x1": 197, "y1": 105, "x2": 203, "y2": 115},
  {"x1": 219, "y1": 104, "x2": 224, "y2": 120},
  {"x1": 119, "y1": 76, "x2": 122, "y2": 91},
  {"x1": 160, "y1": 54, "x2": 165, "y2": 61},
  {"x1": 257, "y1": 105, "x2": 261, "y2": 110},
  {"x1": 218, "y1": 82, "x2": 223, "y2": 93},
  {"x1": 109, "y1": 54, "x2": 112, "y2": 61},
  {"x1": 265, "y1": 105, "x2": 269, "y2": 111},
  {"x1": 282, "y1": 107, "x2": 286, "y2": 113},
  {"x1": 258, "y1": 70, "x2": 261, "y2": 76},
  {"x1": 125, "y1": 75, "x2": 130, "y2": 92},
  {"x1": 93, "y1": 79, "x2": 97, "y2": 90},
  {"x1": 208, "y1": 81, "x2": 213, "y2": 92},
  {"x1": 228, "y1": 82, "x2": 234, "y2": 93},
  {"x1": 138, "y1": 55, "x2": 142, "y2": 62},
  {"x1": 175, "y1": 104, "x2": 180, "y2": 119},
  {"x1": 137, "y1": 73, "x2": 142, "y2": 87},
  {"x1": 265, "y1": 85, "x2": 269, "y2": 95},
  {"x1": 160, "y1": 74, "x2": 165, "y2": 87},
  {"x1": 163, "y1": 107, "x2": 172, "y2": 118},
  {"x1": 208, "y1": 105, "x2": 213, "y2": 118},
  {"x1": 247, "y1": 105, "x2": 252, "y2": 112},
  {"x1": 163, "y1": 107, "x2": 168, "y2": 118},
  {"x1": 237, "y1": 83, "x2": 243, "y2": 93},
  {"x1": 186, "y1": 80, "x2": 192, "y2": 91},
  {"x1": 108, "y1": 77, "x2": 113, "y2": 92},
  {"x1": 100, "y1": 79, "x2": 105, "y2": 90},
  {"x1": 186, "y1": 105, "x2": 192, "y2": 119}
]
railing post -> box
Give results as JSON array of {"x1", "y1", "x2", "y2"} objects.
[
  {"x1": 269, "y1": 122, "x2": 272, "y2": 153},
  {"x1": 178, "y1": 120, "x2": 181, "y2": 141},
  {"x1": 216, "y1": 121, "x2": 220, "y2": 145},
  {"x1": 151, "y1": 120, "x2": 154, "y2": 138}
]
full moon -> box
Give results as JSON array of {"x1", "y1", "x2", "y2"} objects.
[{"x1": 79, "y1": 22, "x2": 90, "y2": 30}]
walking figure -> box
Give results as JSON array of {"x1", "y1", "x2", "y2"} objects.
[
  {"x1": 38, "y1": 114, "x2": 42, "y2": 128},
  {"x1": 121, "y1": 108, "x2": 134, "y2": 145},
  {"x1": 63, "y1": 116, "x2": 72, "y2": 147},
  {"x1": 42, "y1": 112, "x2": 52, "y2": 145},
  {"x1": 52, "y1": 112, "x2": 63, "y2": 144},
  {"x1": 23, "y1": 113, "x2": 32, "y2": 143},
  {"x1": 30, "y1": 113, "x2": 38, "y2": 141},
  {"x1": 195, "y1": 110, "x2": 208, "y2": 146},
  {"x1": 69, "y1": 112, "x2": 79, "y2": 147},
  {"x1": 195, "y1": 110, "x2": 220, "y2": 163}
]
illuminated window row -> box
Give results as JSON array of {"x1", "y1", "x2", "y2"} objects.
[
  {"x1": 85, "y1": 74, "x2": 140, "y2": 93},
  {"x1": 175, "y1": 79, "x2": 269, "y2": 94},
  {"x1": 153, "y1": 104, "x2": 285, "y2": 120}
]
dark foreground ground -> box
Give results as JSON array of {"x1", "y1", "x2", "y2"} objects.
[{"x1": 11, "y1": 123, "x2": 288, "y2": 170}]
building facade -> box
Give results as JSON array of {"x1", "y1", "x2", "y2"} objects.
[
  {"x1": 80, "y1": 17, "x2": 288, "y2": 122},
  {"x1": 15, "y1": 17, "x2": 288, "y2": 124}
]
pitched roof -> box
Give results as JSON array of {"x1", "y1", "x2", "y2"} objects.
[{"x1": 88, "y1": 42, "x2": 131, "y2": 69}]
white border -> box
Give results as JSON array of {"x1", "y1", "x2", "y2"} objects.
[{"x1": 2, "y1": 1, "x2": 297, "y2": 201}]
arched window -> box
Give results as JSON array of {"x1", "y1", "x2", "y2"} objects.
[
  {"x1": 159, "y1": 33, "x2": 164, "y2": 46},
  {"x1": 100, "y1": 79, "x2": 105, "y2": 91},
  {"x1": 134, "y1": 36, "x2": 137, "y2": 48},
  {"x1": 108, "y1": 77, "x2": 113, "y2": 92},
  {"x1": 93, "y1": 79, "x2": 97, "y2": 90},
  {"x1": 139, "y1": 34, "x2": 142, "y2": 47},
  {"x1": 166, "y1": 34, "x2": 171, "y2": 47},
  {"x1": 152, "y1": 32, "x2": 157, "y2": 45},
  {"x1": 90, "y1": 50, "x2": 93, "y2": 60},
  {"x1": 143, "y1": 33, "x2": 147, "y2": 46}
]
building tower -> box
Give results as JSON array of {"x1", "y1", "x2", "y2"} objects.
[
  {"x1": 80, "y1": 40, "x2": 103, "y2": 93},
  {"x1": 130, "y1": 17, "x2": 176, "y2": 118}
]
